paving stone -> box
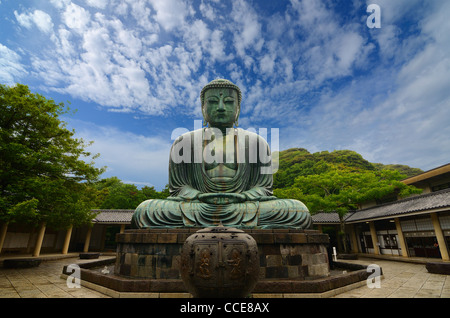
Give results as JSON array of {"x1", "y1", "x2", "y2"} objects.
[
  {"x1": 387, "y1": 287, "x2": 418, "y2": 298},
  {"x1": 414, "y1": 289, "x2": 441, "y2": 298}
]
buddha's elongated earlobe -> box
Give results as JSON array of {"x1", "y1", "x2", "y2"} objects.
[{"x1": 202, "y1": 105, "x2": 208, "y2": 127}]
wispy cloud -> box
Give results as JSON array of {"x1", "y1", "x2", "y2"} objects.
[
  {"x1": 14, "y1": 9, "x2": 54, "y2": 34},
  {"x1": 0, "y1": 44, "x2": 26, "y2": 85}
]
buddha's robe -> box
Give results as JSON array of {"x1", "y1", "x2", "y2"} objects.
[{"x1": 131, "y1": 128, "x2": 312, "y2": 229}]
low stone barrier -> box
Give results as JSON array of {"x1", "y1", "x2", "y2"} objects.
[
  {"x1": 3, "y1": 258, "x2": 42, "y2": 268},
  {"x1": 79, "y1": 252, "x2": 100, "y2": 259},
  {"x1": 426, "y1": 262, "x2": 450, "y2": 275}
]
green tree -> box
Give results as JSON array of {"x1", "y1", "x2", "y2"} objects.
[
  {"x1": 98, "y1": 182, "x2": 143, "y2": 209},
  {"x1": 273, "y1": 148, "x2": 377, "y2": 188},
  {"x1": 93, "y1": 177, "x2": 170, "y2": 209},
  {"x1": 141, "y1": 184, "x2": 170, "y2": 200},
  {"x1": 275, "y1": 165, "x2": 422, "y2": 252},
  {"x1": 0, "y1": 84, "x2": 104, "y2": 229}
]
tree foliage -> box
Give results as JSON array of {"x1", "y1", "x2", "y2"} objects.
[
  {"x1": 92, "y1": 177, "x2": 169, "y2": 209},
  {"x1": 372, "y1": 163, "x2": 424, "y2": 178},
  {"x1": 273, "y1": 149, "x2": 423, "y2": 217},
  {"x1": 0, "y1": 84, "x2": 104, "y2": 228},
  {"x1": 273, "y1": 148, "x2": 378, "y2": 188}
]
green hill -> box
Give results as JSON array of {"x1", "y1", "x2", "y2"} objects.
[
  {"x1": 372, "y1": 163, "x2": 423, "y2": 178},
  {"x1": 273, "y1": 148, "x2": 423, "y2": 189}
]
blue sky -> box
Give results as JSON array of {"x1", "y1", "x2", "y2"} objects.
[{"x1": 1, "y1": 0, "x2": 449, "y2": 190}]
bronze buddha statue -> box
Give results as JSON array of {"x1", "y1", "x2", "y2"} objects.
[{"x1": 132, "y1": 79, "x2": 311, "y2": 229}]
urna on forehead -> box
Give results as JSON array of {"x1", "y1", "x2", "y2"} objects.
[{"x1": 200, "y1": 78, "x2": 242, "y2": 105}]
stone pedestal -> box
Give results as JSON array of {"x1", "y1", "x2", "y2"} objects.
[{"x1": 115, "y1": 228, "x2": 330, "y2": 281}]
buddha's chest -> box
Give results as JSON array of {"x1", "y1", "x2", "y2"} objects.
[{"x1": 203, "y1": 137, "x2": 238, "y2": 178}]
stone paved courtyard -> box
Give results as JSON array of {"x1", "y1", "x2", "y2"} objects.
[
  {"x1": 332, "y1": 258, "x2": 450, "y2": 298},
  {"x1": 0, "y1": 254, "x2": 449, "y2": 298},
  {"x1": 0, "y1": 254, "x2": 110, "y2": 298}
]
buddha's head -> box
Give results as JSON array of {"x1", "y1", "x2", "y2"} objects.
[{"x1": 200, "y1": 79, "x2": 241, "y2": 128}]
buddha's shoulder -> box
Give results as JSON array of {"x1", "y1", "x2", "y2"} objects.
[
  {"x1": 171, "y1": 129, "x2": 197, "y2": 143},
  {"x1": 172, "y1": 128, "x2": 268, "y2": 142}
]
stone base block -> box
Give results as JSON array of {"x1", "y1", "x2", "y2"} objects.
[{"x1": 115, "y1": 228, "x2": 330, "y2": 280}]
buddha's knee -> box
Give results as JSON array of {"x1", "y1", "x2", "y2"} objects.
[{"x1": 259, "y1": 198, "x2": 309, "y2": 213}]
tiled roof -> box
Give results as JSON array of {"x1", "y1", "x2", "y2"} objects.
[
  {"x1": 311, "y1": 212, "x2": 340, "y2": 224},
  {"x1": 344, "y1": 188, "x2": 450, "y2": 223},
  {"x1": 90, "y1": 209, "x2": 343, "y2": 225},
  {"x1": 91, "y1": 209, "x2": 134, "y2": 223}
]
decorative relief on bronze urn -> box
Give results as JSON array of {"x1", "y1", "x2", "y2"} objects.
[{"x1": 180, "y1": 225, "x2": 260, "y2": 298}]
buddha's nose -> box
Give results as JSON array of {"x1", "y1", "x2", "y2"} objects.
[{"x1": 217, "y1": 100, "x2": 225, "y2": 112}]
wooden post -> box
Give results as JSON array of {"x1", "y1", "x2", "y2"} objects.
[
  {"x1": 33, "y1": 222, "x2": 46, "y2": 257},
  {"x1": 120, "y1": 224, "x2": 125, "y2": 233},
  {"x1": 62, "y1": 225, "x2": 73, "y2": 254},
  {"x1": 26, "y1": 226, "x2": 36, "y2": 254},
  {"x1": 0, "y1": 222, "x2": 8, "y2": 254},
  {"x1": 430, "y1": 213, "x2": 449, "y2": 261},
  {"x1": 83, "y1": 225, "x2": 93, "y2": 253},
  {"x1": 349, "y1": 224, "x2": 360, "y2": 253},
  {"x1": 394, "y1": 218, "x2": 409, "y2": 257},
  {"x1": 369, "y1": 221, "x2": 380, "y2": 255}
]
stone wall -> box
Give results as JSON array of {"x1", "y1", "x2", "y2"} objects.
[{"x1": 115, "y1": 228, "x2": 330, "y2": 280}]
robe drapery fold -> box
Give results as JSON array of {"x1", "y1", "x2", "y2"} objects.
[{"x1": 131, "y1": 128, "x2": 312, "y2": 229}]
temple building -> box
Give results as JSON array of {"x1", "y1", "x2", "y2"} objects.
[{"x1": 342, "y1": 163, "x2": 450, "y2": 261}]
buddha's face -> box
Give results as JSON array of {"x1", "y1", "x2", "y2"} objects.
[{"x1": 203, "y1": 88, "x2": 239, "y2": 128}]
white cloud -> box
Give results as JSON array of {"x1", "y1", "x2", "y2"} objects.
[
  {"x1": 125, "y1": 0, "x2": 160, "y2": 33},
  {"x1": 259, "y1": 53, "x2": 275, "y2": 76},
  {"x1": 0, "y1": 44, "x2": 26, "y2": 85},
  {"x1": 148, "y1": 0, "x2": 194, "y2": 31},
  {"x1": 85, "y1": 0, "x2": 107, "y2": 9},
  {"x1": 62, "y1": 2, "x2": 91, "y2": 34},
  {"x1": 231, "y1": 0, "x2": 264, "y2": 59},
  {"x1": 17, "y1": 0, "x2": 214, "y2": 116},
  {"x1": 14, "y1": 9, "x2": 54, "y2": 34},
  {"x1": 49, "y1": 0, "x2": 71, "y2": 9},
  {"x1": 29, "y1": 8, "x2": 160, "y2": 113},
  {"x1": 289, "y1": 0, "x2": 373, "y2": 84},
  {"x1": 199, "y1": 0, "x2": 216, "y2": 21},
  {"x1": 371, "y1": 24, "x2": 401, "y2": 60}
]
